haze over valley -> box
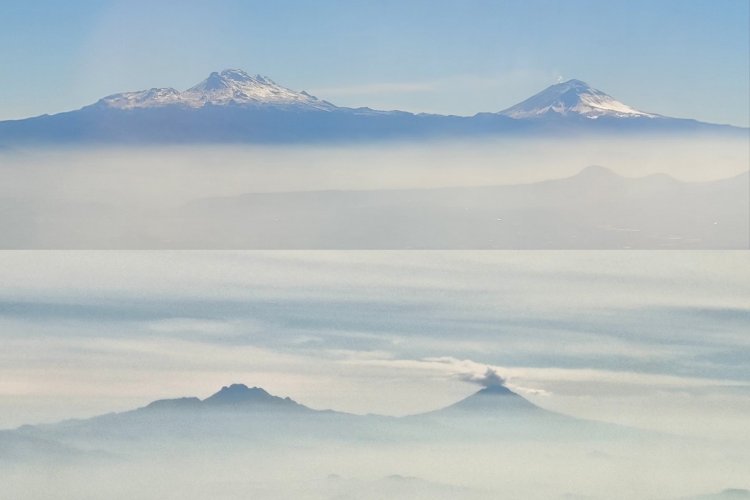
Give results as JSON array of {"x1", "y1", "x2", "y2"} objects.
[
  {"x1": 1, "y1": 251, "x2": 749, "y2": 499},
  {"x1": 1, "y1": 2, "x2": 748, "y2": 498}
]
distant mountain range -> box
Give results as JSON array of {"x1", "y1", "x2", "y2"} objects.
[
  {"x1": 5, "y1": 165, "x2": 742, "y2": 249},
  {"x1": 2, "y1": 382, "x2": 598, "y2": 457},
  {"x1": 172, "y1": 166, "x2": 748, "y2": 249},
  {"x1": 3, "y1": 383, "x2": 744, "y2": 500},
  {"x1": 0, "y1": 69, "x2": 743, "y2": 145},
  {"x1": 12, "y1": 382, "x2": 555, "y2": 429}
]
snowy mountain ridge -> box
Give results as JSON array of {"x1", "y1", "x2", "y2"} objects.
[{"x1": 96, "y1": 69, "x2": 337, "y2": 111}]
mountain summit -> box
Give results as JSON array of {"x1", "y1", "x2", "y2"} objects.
[
  {"x1": 499, "y1": 79, "x2": 658, "y2": 119},
  {"x1": 202, "y1": 383, "x2": 306, "y2": 409},
  {"x1": 96, "y1": 69, "x2": 336, "y2": 111},
  {"x1": 433, "y1": 385, "x2": 542, "y2": 416}
]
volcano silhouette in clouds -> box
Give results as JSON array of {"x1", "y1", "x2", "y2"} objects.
[
  {"x1": 4, "y1": 381, "x2": 641, "y2": 461},
  {"x1": 0, "y1": 382, "x2": 737, "y2": 500},
  {"x1": 145, "y1": 381, "x2": 547, "y2": 419},
  {"x1": 433, "y1": 384, "x2": 543, "y2": 415},
  {"x1": 408, "y1": 380, "x2": 617, "y2": 441},
  {"x1": 145, "y1": 382, "x2": 552, "y2": 421},
  {"x1": 416, "y1": 381, "x2": 570, "y2": 426}
]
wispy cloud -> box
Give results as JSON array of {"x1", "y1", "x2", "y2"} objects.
[
  {"x1": 0, "y1": 252, "x2": 748, "y2": 433},
  {"x1": 458, "y1": 367, "x2": 507, "y2": 388},
  {"x1": 309, "y1": 69, "x2": 555, "y2": 104},
  {"x1": 311, "y1": 82, "x2": 438, "y2": 97}
]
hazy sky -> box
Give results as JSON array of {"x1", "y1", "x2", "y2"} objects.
[
  {"x1": 1, "y1": 0, "x2": 748, "y2": 125},
  {"x1": 1, "y1": 251, "x2": 748, "y2": 441}
]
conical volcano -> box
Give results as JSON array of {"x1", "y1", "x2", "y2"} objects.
[
  {"x1": 499, "y1": 79, "x2": 658, "y2": 119},
  {"x1": 431, "y1": 384, "x2": 544, "y2": 417},
  {"x1": 442, "y1": 385, "x2": 540, "y2": 413}
]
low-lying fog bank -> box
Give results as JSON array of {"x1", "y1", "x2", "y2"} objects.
[
  {"x1": 2, "y1": 403, "x2": 749, "y2": 500},
  {"x1": 1, "y1": 136, "x2": 747, "y2": 202},
  {"x1": 0, "y1": 137, "x2": 746, "y2": 248}
]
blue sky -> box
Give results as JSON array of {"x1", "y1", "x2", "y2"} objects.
[{"x1": 1, "y1": 0, "x2": 748, "y2": 125}]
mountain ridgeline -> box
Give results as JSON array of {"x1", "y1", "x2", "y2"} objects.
[
  {"x1": 0, "y1": 69, "x2": 742, "y2": 145},
  {"x1": 9, "y1": 166, "x2": 737, "y2": 249},
  {"x1": 3, "y1": 383, "x2": 744, "y2": 500},
  {"x1": 143, "y1": 384, "x2": 314, "y2": 413},
  {"x1": 2, "y1": 382, "x2": 624, "y2": 460}
]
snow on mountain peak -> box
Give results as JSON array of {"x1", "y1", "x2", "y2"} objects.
[
  {"x1": 218, "y1": 69, "x2": 254, "y2": 81},
  {"x1": 559, "y1": 79, "x2": 590, "y2": 89},
  {"x1": 215, "y1": 69, "x2": 275, "y2": 85},
  {"x1": 95, "y1": 72, "x2": 660, "y2": 120},
  {"x1": 189, "y1": 69, "x2": 277, "y2": 92},
  {"x1": 97, "y1": 69, "x2": 336, "y2": 111},
  {"x1": 499, "y1": 79, "x2": 658, "y2": 119}
]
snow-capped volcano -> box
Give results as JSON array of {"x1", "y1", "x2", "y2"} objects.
[
  {"x1": 96, "y1": 69, "x2": 337, "y2": 111},
  {"x1": 499, "y1": 79, "x2": 658, "y2": 119}
]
